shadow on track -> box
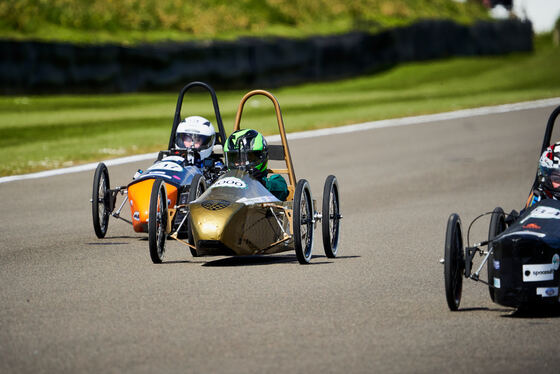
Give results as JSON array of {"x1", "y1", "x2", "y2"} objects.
[
  {"x1": 502, "y1": 305, "x2": 560, "y2": 319},
  {"x1": 203, "y1": 255, "x2": 300, "y2": 267},
  {"x1": 454, "y1": 305, "x2": 560, "y2": 318},
  {"x1": 159, "y1": 260, "x2": 192, "y2": 264},
  {"x1": 457, "y1": 307, "x2": 513, "y2": 313},
  {"x1": 86, "y1": 235, "x2": 140, "y2": 245},
  {"x1": 202, "y1": 253, "x2": 360, "y2": 267},
  {"x1": 203, "y1": 255, "x2": 319, "y2": 267}
]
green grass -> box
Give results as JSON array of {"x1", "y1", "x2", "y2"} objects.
[
  {"x1": 1, "y1": 36, "x2": 559, "y2": 177},
  {"x1": 0, "y1": 0, "x2": 488, "y2": 44}
]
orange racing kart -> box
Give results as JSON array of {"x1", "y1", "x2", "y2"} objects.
[{"x1": 91, "y1": 82, "x2": 228, "y2": 263}]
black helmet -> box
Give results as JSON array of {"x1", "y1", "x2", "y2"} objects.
[{"x1": 224, "y1": 129, "x2": 268, "y2": 172}]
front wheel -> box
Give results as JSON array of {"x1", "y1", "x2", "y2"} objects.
[
  {"x1": 187, "y1": 174, "x2": 207, "y2": 257},
  {"x1": 488, "y1": 207, "x2": 506, "y2": 302},
  {"x1": 92, "y1": 163, "x2": 110, "y2": 238},
  {"x1": 294, "y1": 179, "x2": 314, "y2": 264},
  {"x1": 444, "y1": 213, "x2": 465, "y2": 311},
  {"x1": 148, "y1": 179, "x2": 168, "y2": 263},
  {"x1": 322, "y1": 175, "x2": 341, "y2": 258}
]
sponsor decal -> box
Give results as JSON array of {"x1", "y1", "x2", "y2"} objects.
[
  {"x1": 522, "y1": 264, "x2": 555, "y2": 282},
  {"x1": 173, "y1": 175, "x2": 181, "y2": 180},
  {"x1": 537, "y1": 287, "x2": 558, "y2": 298},
  {"x1": 553, "y1": 254, "x2": 560, "y2": 271},
  {"x1": 493, "y1": 277, "x2": 501, "y2": 289},
  {"x1": 520, "y1": 206, "x2": 560, "y2": 224},
  {"x1": 213, "y1": 177, "x2": 247, "y2": 189},
  {"x1": 201, "y1": 200, "x2": 231, "y2": 211},
  {"x1": 133, "y1": 211, "x2": 140, "y2": 221},
  {"x1": 493, "y1": 260, "x2": 500, "y2": 270},
  {"x1": 522, "y1": 223, "x2": 541, "y2": 229}
]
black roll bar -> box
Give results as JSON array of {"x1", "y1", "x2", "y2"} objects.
[
  {"x1": 530, "y1": 104, "x2": 560, "y2": 190},
  {"x1": 540, "y1": 105, "x2": 560, "y2": 154},
  {"x1": 168, "y1": 81, "x2": 227, "y2": 150}
]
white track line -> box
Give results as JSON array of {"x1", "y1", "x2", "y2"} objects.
[{"x1": 2, "y1": 97, "x2": 560, "y2": 184}]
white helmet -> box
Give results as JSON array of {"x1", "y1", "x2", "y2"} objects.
[
  {"x1": 175, "y1": 116, "x2": 216, "y2": 160},
  {"x1": 538, "y1": 141, "x2": 560, "y2": 198}
]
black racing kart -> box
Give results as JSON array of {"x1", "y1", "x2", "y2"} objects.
[{"x1": 443, "y1": 105, "x2": 560, "y2": 310}]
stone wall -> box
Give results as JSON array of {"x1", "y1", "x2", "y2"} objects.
[{"x1": 0, "y1": 19, "x2": 532, "y2": 94}]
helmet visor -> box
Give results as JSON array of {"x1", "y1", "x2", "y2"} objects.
[
  {"x1": 176, "y1": 133, "x2": 215, "y2": 150},
  {"x1": 550, "y1": 171, "x2": 560, "y2": 189},
  {"x1": 226, "y1": 150, "x2": 264, "y2": 169}
]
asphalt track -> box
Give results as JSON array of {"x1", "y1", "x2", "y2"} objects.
[{"x1": 2, "y1": 105, "x2": 560, "y2": 373}]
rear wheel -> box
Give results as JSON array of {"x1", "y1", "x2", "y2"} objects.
[
  {"x1": 294, "y1": 179, "x2": 314, "y2": 264},
  {"x1": 148, "y1": 179, "x2": 168, "y2": 263},
  {"x1": 322, "y1": 175, "x2": 341, "y2": 258},
  {"x1": 187, "y1": 174, "x2": 207, "y2": 257},
  {"x1": 488, "y1": 207, "x2": 506, "y2": 302},
  {"x1": 444, "y1": 213, "x2": 464, "y2": 311},
  {"x1": 92, "y1": 163, "x2": 110, "y2": 238}
]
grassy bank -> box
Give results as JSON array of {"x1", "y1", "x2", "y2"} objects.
[
  {"x1": 0, "y1": 0, "x2": 488, "y2": 44},
  {"x1": 1, "y1": 36, "x2": 559, "y2": 177}
]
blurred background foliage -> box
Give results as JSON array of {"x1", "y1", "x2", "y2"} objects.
[{"x1": 0, "y1": 0, "x2": 490, "y2": 44}]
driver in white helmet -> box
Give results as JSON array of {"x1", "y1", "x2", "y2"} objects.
[
  {"x1": 175, "y1": 115, "x2": 217, "y2": 167},
  {"x1": 526, "y1": 141, "x2": 560, "y2": 208}
]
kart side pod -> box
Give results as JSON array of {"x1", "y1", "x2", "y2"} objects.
[{"x1": 128, "y1": 178, "x2": 177, "y2": 233}]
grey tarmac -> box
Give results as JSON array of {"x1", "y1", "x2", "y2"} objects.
[{"x1": 1, "y1": 105, "x2": 560, "y2": 373}]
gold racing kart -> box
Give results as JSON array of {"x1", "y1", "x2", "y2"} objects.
[{"x1": 149, "y1": 89, "x2": 342, "y2": 264}]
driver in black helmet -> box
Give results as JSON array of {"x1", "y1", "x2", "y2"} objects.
[{"x1": 224, "y1": 129, "x2": 288, "y2": 201}]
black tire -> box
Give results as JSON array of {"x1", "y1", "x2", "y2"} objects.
[
  {"x1": 444, "y1": 213, "x2": 465, "y2": 311},
  {"x1": 148, "y1": 179, "x2": 168, "y2": 263},
  {"x1": 322, "y1": 175, "x2": 341, "y2": 258},
  {"x1": 294, "y1": 179, "x2": 314, "y2": 264},
  {"x1": 488, "y1": 207, "x2": 506, "y2": 302},
  {"x1": 187, "y1": 174, "x2": 207, "y2": 257},
  {"x1": 92, "y1": 163, "x2": 110, "y2": 238}
]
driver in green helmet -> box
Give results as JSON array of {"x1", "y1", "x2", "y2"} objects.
[{"x1": 224, "y1": 129, "x2": 288, "y2": 201}]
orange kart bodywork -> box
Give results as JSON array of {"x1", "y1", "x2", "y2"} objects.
[{"x1": 128, "y1": 179, "x2": 178, "y2": 233}]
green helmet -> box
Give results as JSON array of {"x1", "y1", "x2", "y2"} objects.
[{"x1": 224, "y1": 129, "x2": 268, "y2": 172}]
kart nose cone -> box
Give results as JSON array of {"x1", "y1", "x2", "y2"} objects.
[{"x1": 189, "y1": 200, "x2": 244, "y2": 246}]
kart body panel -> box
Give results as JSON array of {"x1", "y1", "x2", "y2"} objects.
[
  {"x1": 189, "y1": 169, "x2": 293, "y2": 256},
  {"x1": 491, "y1": 199, "x2": 560, "y2": 307},
  {"x1": 127, "y1": 156, "x2": 202, "y2": 232}
]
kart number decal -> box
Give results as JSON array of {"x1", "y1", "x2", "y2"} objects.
[
  {"x1": 520, "y1": 206, "x2": 560, "y2": 224},
  {"x1": 213, "y1": 177, "x2": 247, "y2": 189},
  {"x1": 162, "y1": 156, "x2": 185, "y2": 163},
  {"x1": 522, "y1": 264, "x2": 555, "y2": 282},
  {"x1": 236, "y1": 196, "x2": 278, "y2": 204},
  {"x1": 147, "y1": 162, "x2": 183, "y2": 173},
  {"x1": 145, "y1": 171, "x2": 172, "y2": 179}
]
